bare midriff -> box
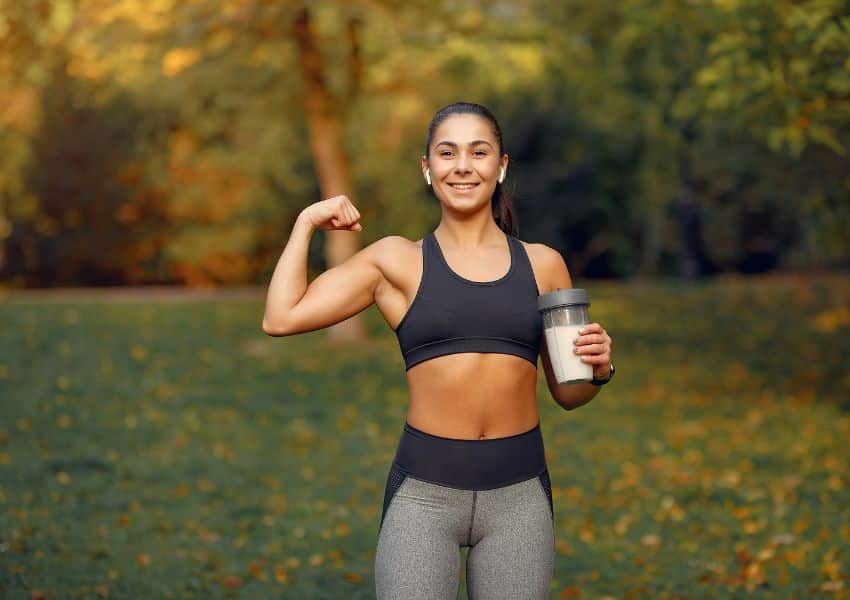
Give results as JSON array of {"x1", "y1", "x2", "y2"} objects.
[
  {"x1": 404, "y1": 352, "x2": 540, "y2": 440},
  {"x1": 379, "y1": 235, "x2": 543, "y2": 441}
]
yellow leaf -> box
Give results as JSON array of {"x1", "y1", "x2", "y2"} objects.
[
  {"x1": 130, "y1": 345, "x2": 147, "y2": 361},
  {"x1": 743, "y1": 520, "x2": 766, "y2": 534},
  {"x1": 162, "y1": 48, "x2": 200, "y2": 77},
  {"x1": 308, "y1": 553, "x2": 324, "y2": 567},
  {"x1": 614, "y1": 515, "x2": 631, "y2": 536},
  {"x1": 756, "y1": 547, "x2": 775, "y2": 562},
  {"x1": 812, "y1": 306, "x2": 850, "y2": 332},
  {"x1": 274, "y1": 566, "x2": 288, "y2": 583},
  {"x1": 579, "y1": 519, "x2": 594, "y2": 543}
]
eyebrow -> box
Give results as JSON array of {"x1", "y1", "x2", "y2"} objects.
[{"x1": 434, "y1": 140, "x2": 494, "y2": 149}]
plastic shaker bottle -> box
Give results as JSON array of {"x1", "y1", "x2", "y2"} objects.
[{"x1": 537, "y1": 288, "x2": 594, "y2": 384}]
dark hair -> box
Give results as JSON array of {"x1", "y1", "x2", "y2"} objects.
[{"x1": 424, "y1": 102, "x2": 518, "y2": 236}]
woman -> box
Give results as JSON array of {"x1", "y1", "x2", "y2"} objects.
[{"x1": 262, "y1": 102, "x2": 614, "y2": 599}]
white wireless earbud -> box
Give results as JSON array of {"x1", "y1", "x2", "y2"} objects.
[
  {"x1": 499, "y1": 167, "x2": 506, "y2": 183},
  {"x1": 425, "y1": 169, "x2": 431, "y2": 186}
]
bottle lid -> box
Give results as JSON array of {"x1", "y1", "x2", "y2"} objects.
[{"x1": 537, "y1": 288, "x2": 590, "y2": 312}]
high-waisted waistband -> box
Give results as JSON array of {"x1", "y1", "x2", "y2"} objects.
[{"x1": 392, "y1": 420, "x2": 547, "y2": 490}]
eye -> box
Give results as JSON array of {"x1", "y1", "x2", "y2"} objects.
[
  {"x1": 474, "y1": 150, "x2": 487, "y2": 156},
  {"x1": 440, "y1": 151, "x2": 453, "y2": 157}
]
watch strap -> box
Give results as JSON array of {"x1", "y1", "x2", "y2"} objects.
[{"x1": 590, "y1": 362, "x2": 615, "y2": 386}]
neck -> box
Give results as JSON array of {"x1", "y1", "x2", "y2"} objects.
[{"x1": 434, "y1": 220, "x2": 504, "y2": 250}]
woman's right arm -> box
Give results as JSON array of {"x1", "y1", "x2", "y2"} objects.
[{"x1": 262, "y1": 196, "x2": 384, "y2": 336}]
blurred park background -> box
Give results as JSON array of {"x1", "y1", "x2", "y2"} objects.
[
  {"x1": 2, "y1": 1, "x2": 850, "y2": 599},
  {"x1": 0, "y1": 0, "x2": 848, "y2": 286}
]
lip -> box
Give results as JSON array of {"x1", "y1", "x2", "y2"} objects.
[{"x1": 446, "y1": 182, "x2": 480, "y2": 192}]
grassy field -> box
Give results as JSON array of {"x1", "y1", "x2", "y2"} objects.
[{"x1": 1, "y1": 273, "x2": 849, "y2": 599}]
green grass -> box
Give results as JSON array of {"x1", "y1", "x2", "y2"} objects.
[{"x1": 1, "y1": 274, "x2": 849, "y2": 599}]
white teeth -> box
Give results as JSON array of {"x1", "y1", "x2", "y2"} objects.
[{"x1": 450, "y1": 183, "x2": 477, "y2": 189}]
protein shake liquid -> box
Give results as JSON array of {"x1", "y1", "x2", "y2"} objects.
[{"x1": 537, "y1": 288, "x2": 594, "y2": 384}]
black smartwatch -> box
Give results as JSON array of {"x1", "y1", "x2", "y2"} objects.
[{"x1": 590, "y1": 362, "x2": 615, "y2": 386}]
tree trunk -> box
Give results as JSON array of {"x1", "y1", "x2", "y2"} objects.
[
  {"x1": 293, "y1": 7, "x2": 366, "y2": 343},
  {"x1": 638, "y1": 208, "x2": 661, "y2": 277},
  {"x1": 675, "y1": 183, "x2": 701, "y2": 279}
]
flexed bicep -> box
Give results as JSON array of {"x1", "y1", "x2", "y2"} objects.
[{"x1": 265, "y1": 238, "x2": 386, "y2": 336}]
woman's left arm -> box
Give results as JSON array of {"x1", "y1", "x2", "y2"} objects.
[{"x1": 533, "y1": 244, "x2": 614, "y2": 411}]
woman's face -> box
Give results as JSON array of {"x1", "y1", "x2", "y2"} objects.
[{"x1": 421, "y1": 113, "x2": 508, "y2": 213}]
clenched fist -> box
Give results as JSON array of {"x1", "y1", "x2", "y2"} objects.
[{"x1": 300, "y1": 195, "x2": 362, "y2": 232}]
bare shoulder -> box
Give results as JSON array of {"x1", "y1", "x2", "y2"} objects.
[
  {"x1": 371, "y1": 235, "x2": 422, "y2": 266},
  {"x1": 382, "y1": 234, "x2": 423, "y2": 249},
  {"x1": 370, "y1": 234, "x2": 424, "y2": 289},
  {"x1": 518, "y1": 240, "x2": 572, "y2": 294},
  {"x1": 352, "y1": 235, "x2": 413, "y2": 263}
]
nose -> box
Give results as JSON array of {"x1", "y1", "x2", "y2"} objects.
[{"x1": 454, "y1": 151, "x2": 472, "y2": 173}]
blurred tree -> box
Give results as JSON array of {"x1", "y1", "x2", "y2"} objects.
[
  {"x1": 293, "y1": 5, "x2": 368, "y2": 341},
  {"x1": 6, "y1": 55, "x2": 168, "y2": 285},
  {"x1": 530, "y1": 0, "x2": 849, "y2": 276},
  {"x1": 0, "y1": 0, "x2": 62, "y2": 278},
  {"x1": 1, "y1": 0, "x2": 847, "y2": 287},
  {"x1": 695, "y1": 0, "x2": 850, "y2": 157},
  {"x1": 693, "y1": 0, "x2": 850, "y2": 269}
]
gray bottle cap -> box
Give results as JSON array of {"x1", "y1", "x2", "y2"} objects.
[{"x1": 537, "y1": 288, "x2": 590, "y2": 312}]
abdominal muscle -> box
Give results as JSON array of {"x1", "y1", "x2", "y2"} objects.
[{"x1": 404, "y1": 353, "x2": 540, "y2": 440}]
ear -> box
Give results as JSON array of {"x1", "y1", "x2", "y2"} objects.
[{"x1": 499, "y1": 153, "x2": 509, "y2": 183}]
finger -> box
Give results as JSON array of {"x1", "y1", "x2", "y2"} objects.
[
  {"x1": 575, "y1": 333, "x2": 606, "y2": 346},
  {"x1": 334, "y1": 210, "x2": 346, "y2": 227},
  {"x1": 580, "y1": 354, "x2": 609, "y2": 364},
  {"x1": 331, "y1": 198, "x2": 347, "y2": 220},
  {"x1": 344, "y1": 204, "x2": 357, "y2": 225},
  {"x1": 575, "y1": 343, "x2": 607, "y2": 355}
]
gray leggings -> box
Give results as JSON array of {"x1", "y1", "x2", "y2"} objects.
[{"x1": 374, "y1": 473, "x2": 555, "y2": 599}]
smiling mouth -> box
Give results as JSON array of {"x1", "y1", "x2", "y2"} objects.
[{"x1": 447, "y1": 183, "x2": 480, "y2": 190}]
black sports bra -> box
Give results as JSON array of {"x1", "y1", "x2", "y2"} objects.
[{"x1": 394, "y1": 230, "x2": 543, "y2": 371}]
